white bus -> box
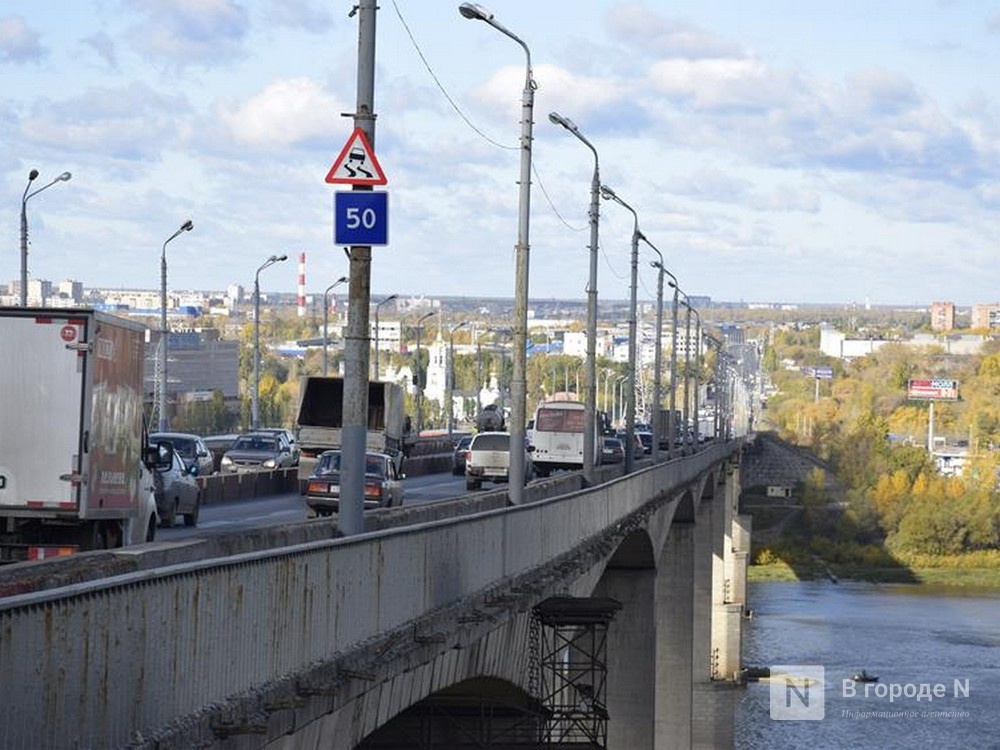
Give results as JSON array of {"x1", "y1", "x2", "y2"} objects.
[{"x1": 530, "y1": 400, "x2": 601, "y2": 477}]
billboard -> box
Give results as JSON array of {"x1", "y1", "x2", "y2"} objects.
[{"x1": 907, "y1": 378, "x2": 959, "y2": 401}]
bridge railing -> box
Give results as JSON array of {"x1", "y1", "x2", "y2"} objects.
[{"x1": 0, "y1": 443, "x2": 736, "y2": 750}]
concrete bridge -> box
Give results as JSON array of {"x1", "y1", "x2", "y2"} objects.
[{"x1": 0, "y1": 441, "x2": 752, "y2": 750}]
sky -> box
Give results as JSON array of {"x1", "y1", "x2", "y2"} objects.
[{"x1": 3, "y1": 1, "x2": 1000, "y2": 308}]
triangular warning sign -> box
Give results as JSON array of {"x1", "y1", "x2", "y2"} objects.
[{"x1": 325, "y1": 127, "x2": 387, "y2": 186}]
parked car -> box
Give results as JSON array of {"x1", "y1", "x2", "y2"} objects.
[
  {"x1": 149, "y1": 442, "x2": 201, "y2": 528},
  {"x1": 254, "y1": 427, "x2": 300, "y2": 465},
  {"x1": 303, "y1": 449, "x2": 405, "y2": 516},
  {"x1": 451, "y1": 435, "x2": 473, "y2": 475},
  {"x1": 464, "y1": 431, "x2": 534, "y2": 491},
  {"x1": 149, "y1": 431, "x2": 215, "y2": 476},
  {"x1": 601, "y1": 436, "x2": 625, "y2": 464},
  {"x1": 220, "y1": 433, "x2": 296, "y2": 473}
]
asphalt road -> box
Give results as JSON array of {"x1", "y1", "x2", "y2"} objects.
[{"x1": 157, "y1": 470, "x2": 469, "y2": 540}]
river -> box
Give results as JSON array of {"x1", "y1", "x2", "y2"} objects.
[{"x1": 735, "y1": 580, "x2": 1000, "y2": 748}]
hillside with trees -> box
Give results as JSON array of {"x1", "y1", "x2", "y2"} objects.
[{"x1": 760, "y1": 325, "x2": 1000, "y2": 570}]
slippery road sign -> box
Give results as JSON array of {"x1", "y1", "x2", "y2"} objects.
[{"x1": 325, "y1": 128, "x2": 387, "y2": 186}]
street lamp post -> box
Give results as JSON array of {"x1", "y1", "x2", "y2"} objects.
[
  {"x1": 252, "y1": 254, "x2": 288, "y2": 429},
  {"x1": 158, "y1": 219, "x2": 194, "y2": 431},
  {"x1": 448, "y1": 320, "x2": 469, "y2": 438},
  {"x1": 20, "y1": 169, "x2": 72, "y2": 307},
  {"x1": 413, "y1": 311, "x2": 437, "y2": 436},
  {"x1": 460, "y1": 2, "x2": 535, "y2": 504},
  {"x1": 640, "y1": 236, "x2": 666, "y2": 462},
  {"x1": 373, "y1": 294, "x2": 398, "y2": 380},
  {"x1": 667, "y1": 280, "x2": 682, "y2": 455},
  {"x1": 691, "y1": 306, "x2": 702, "y2": 446},
  {"x1": 616, "y1": 374, "x2": 629, "y2": 427},
  {"x1": 475, "y1": 330, "x2": 483, "y2": 417},
  {"x1": 549, "y1": 111, "x2": 600, "y2": 484},
  {"x1": 705, "y1": 334, "x2": 723, "y2": 441},
  {"x1": 600, "y1": 185, "x2": 641, "y2": 473},
  {"x1": 323, "y1": 276, "x2": 349, "y2": 376},
  {"x1": 672, "y1": 287, "x2": 692, "y2": 451}
]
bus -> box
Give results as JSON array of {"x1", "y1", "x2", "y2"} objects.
[{"x1": 530, "y1": 400, "x2": 601, "y2": 477}]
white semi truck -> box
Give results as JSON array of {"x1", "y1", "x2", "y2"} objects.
[{"x1": 0, "y1": 308, "x2": 161, "y2": 562}]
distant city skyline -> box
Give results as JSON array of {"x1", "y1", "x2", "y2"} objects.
[{"x1": 4, "y1": 1, "x2": 1000, "y2": 306}]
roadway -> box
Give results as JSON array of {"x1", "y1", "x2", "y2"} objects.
[{"x1": 157, "y1": 469, "x2": 470, "y2": 540}]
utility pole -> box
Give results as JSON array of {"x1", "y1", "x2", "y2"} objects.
[{"x1": 339, "y1": 0, "x2": 377, "y2": 536}]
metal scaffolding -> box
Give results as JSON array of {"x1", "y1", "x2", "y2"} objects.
[{"x1": 531, "y1": 597, "x2": 622, "y2": 748}]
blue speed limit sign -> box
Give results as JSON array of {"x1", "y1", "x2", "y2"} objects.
[{"x1": 334, "y1": 191, "x2": 388, "y2": 246}]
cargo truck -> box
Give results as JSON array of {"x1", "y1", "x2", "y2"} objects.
[
  {"x1": 653, "y1": 408, "x2": 683, "y2": 449},
  {"x1": 295, "y1": 376, "x2": 406, "y2": 483},
  {"x1": 0, "y1": 308, "x2": 163, "y2": 562}
]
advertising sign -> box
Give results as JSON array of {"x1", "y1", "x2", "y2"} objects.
[{"x1": 907, "y1": 378, "x2": 959, "y2": 401}]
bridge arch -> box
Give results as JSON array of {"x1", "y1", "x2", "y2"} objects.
[{"x1": 358, "y1": 677, "x2": 540, "y2": 749}]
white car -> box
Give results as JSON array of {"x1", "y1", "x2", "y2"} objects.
[{"x1": 464, "y1": 431, "x2": 534, "y2": 491}]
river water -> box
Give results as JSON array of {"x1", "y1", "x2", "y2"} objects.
[{"x1": 735, "y1": 580, "x2": 1000, "y2": 749}]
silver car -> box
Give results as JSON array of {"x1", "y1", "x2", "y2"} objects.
[
  {"x1": 149, "y1": 443, "x2": 201, "y2": 528},
  {"x1": 150, "y1": 431, "x2": 214, "y2": 476}
]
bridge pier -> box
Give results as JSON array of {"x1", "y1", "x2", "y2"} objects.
[
  {"x1": 598, "y1": 569, "x2": 656, "y2": 750},
  {"x1": 655, "y1": 520, "x2": 694, "y2": 748}
]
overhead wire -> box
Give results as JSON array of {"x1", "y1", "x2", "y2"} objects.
[{"x1": 391, "y1": 0, "x2": 586, "y2": 233}]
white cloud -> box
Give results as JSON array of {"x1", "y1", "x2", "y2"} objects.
[
  {"x1": 126, "y1": 0, "x2": 250, "y2": 65},
  {"x1": 216, "y1": 78, "x2": 345, "y2": 147}
]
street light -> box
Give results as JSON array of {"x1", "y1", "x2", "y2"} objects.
[
  {"x1": 373, "y1": 294, "x2": 398, "y2": 380},
  {"x1": 666, "y1": 279, "x2": 682, "y2": 455},
  {"x1": 460, "y1": 2, "x2": 535, "y2": 504},
  {"x1": 157, "y1": 219, "x2": 194, "y2": 431},
  {"x1": 413, "y1": 311, "x2": 437, "y2": 436},
  {"x1": 600, "y1": 184, "x2": 641, "y2": 473},
  {"x1": 639, "y1": 235, "x2": 667, "y2": 462},
  {"x1": 323, "y1": 276, "x2": 349, "y2": 376},
  {"x1": 673, "y1": 289, "x2": 700, "y2": 451},
  {"x1": 448, "y1": 320, "x2": 469, "y2": 438},
  {"x1": 252, "y1": 254, "x2": 288, "y2": 429},
  {"x1": 20, "y1": 169, "x2": 72, "y2": 306},
  {"x1": 704, "y1": 334, "x2": 724, "y2": 441},
  {"x1": 690, "y1": 305, "x2": 702, "y2": 446},
  {"x1": 549, "y1": 110, "x2": 600, "y2": 484}
]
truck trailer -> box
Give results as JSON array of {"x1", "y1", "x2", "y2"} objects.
[
  {"x1": 0, "y1": 308, "x2": 161, "y2": 562},
  {"x1": 295, "y1": 376, "x2": 406, "y2": 483}
]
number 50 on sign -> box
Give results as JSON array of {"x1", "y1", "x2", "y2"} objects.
[{"x1": 334, "y1": 191, "x2": 388, "y2": 246}]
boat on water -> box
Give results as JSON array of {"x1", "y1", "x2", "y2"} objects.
[{"x1": 852, "y1": 670, "x2": 878, "y2": 683}]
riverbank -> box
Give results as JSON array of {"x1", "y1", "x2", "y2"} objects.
[{"x1": 749, "y1": 561, "x2": 1000, "y2": 587}]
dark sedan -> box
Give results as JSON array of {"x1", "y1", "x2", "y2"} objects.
[
  {"x1": 601, "y1": 436, "x2": 625, "y2": 464},
  {"x1": 220, "y1": 433, "x2": 295, "y2": 473},
  {"x1": 451, "y1": 435, "x2": 473, "y2": 475},
  {"x1": 304, "y1": 450, "x2": 404, "y2": 516}
]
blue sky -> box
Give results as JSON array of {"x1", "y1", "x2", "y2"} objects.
[{"x1": 4, "y1": 0, "x2": 1000, "y2": 307}]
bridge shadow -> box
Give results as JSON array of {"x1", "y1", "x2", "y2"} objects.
[{"x1": 741, "y1": 433, "x2": 919, "y2": 584}]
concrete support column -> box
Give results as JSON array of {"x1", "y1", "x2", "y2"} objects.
[
  {"x1": 692, "y1": 497, "x2": 714, "y2": 683},
  {"x1": 655, "y1": 521, "x2": 693, "y2": 749},
  {"x1": 713, "y1": 467, "x2": 744, "y2": 684},
  {"x1": 729, "y1": 514, "x2": 752, "y2": 608},
  {"x1": 599, "y1": 568, "x2": 655, "y2": 750},
  {"x1": 693, "y1": 479, "x2": 738, "y2": 750}
]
